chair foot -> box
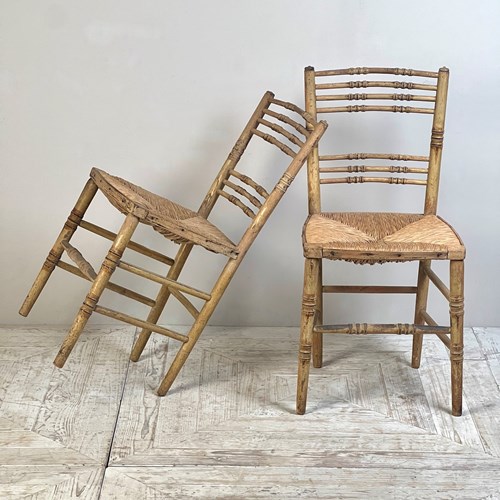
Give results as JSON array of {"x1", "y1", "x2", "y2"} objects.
[
  {"x1": 296, "y1": 348, "x2": 311, "y2": 414},
  {"x1": 411, "y1": 333, "x2": 423, "y2": 369},
  {"x1": 156, "y1": 341, "x2": 195, "y2": 397},
  {"x1": 130, "y1": 329, "x2": 152, "y2": 362},
  {"x1": 54, "y1": 307, "x2": 92, "y2": 367}
]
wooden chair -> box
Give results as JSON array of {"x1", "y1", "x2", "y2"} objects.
[
  {"x1": 20, "y1": 91, "x2": 327, "y2": 396},
  {"x1": 296, "y1": 67, "x2": 465, "y2": 416}
]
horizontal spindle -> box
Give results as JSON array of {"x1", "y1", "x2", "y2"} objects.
[
  {"x1": 320, "y1": 176, "x2": 427, "y2": 185},
  {"x1": 61, "y1": 240, "x2": 97, "y2": 280},
  {"x1": 263, "y1": 109, "x2": 308, "y2": 137},
  {"x1": 223, "y1": 179, "x2": 262, "y2": 208},
  {"x1": 314, "y1": 67, "x2": 439, "y2": 78},
  {"x1": 319, "y1": 165, "x2": 428, "y2": 174},
  {"x1": 315, "y1": 81, "x2": 438, "y2": 91},
  {"x1": 217, "y1": 189, "x2": 256, "y2": 218},
  {"x1": 57, "y1": 260, "x2": 156, "y2": 307},
  {"x1": 80, "y1": 220, "x2": 174, "y2": 266},
  {"x1": 257, "y1": 118, "x2": 304, "y2": 146},
  {"x1": 314, "y1": 323, "x2": 450, "y2": 335},
  {"x1": 319, "y1": 153, "x2": 429, "y2": 162},
  {"x1": 316, "y1": 93, "x2": 435, "y2": 102},
  {"x1": 117, "y1": 261, "x2": 212, "y2": 300},
  {"x1": 316, "y1": 105, "x2": 434, "y2": 114},
  {"x1": 323, "y1": 285, "x2": 418, "y2": 294},
  {"x1": 228, "y1": 169, "x2": 270, "y2": 198},
  {"x1": 251, "y1": 128, "x2": 296, "y2": 157},
  {"x1": 94, "y1": 306, "x2": 188, "y2": 343},
  {"x1": 271, "y1": 98, "x2": 315, "y2": 125}
]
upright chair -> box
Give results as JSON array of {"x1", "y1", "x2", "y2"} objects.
[
  {"x1": 296, "y1": 67, "x2": 465, "y2": 416},
  {"x1": 20, "y1": 91, "x2": 327, "y2": 396}
]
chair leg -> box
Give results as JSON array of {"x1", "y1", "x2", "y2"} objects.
[
  {"x1": 296, "y1": 258, "x2": 319, "y2": 415},
  {"x1": 411, "y1": 260, "x2": 431, "y2": 368},
  {"x1": 19, "y1": 179, "x2": 98, "y2": 317},
  {"x1": 53, "y1": 213, "x2": 140, "y2": 368},
  {"x1": 157, "y1": 256, "x2": 244, "y2": 396},
  {"x1": 450, "y1": 260, "x2": 464, "y2": 417},
  {"x1": 312, "y1": 260, "x2": 323, "y2": 368},
  {"x1": 130, "y1": 243, "x2": 193, "y2": 362}
]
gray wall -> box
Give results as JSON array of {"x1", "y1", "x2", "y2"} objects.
[{"x1": 2, "y1": 0, "x2": 499, "y2": 327}]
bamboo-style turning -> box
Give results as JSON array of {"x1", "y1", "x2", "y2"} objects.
[
  {"x1": 297, "y1": 65, "x2": 465, "y2": 418},
  {"x1": 314, "y1": 67, "x2": 439, "y2": 78},
  {"x1": 319, "y1": 153, "x2": 429, "y2": 162},
  {"x1": 316, "y1": 93, "x2": 436, "y2": 102},
  {"x1": 314, "y1": 323, "x2": 450, "y2": 335},
  {"x1": 251, "y1": 128, "x2": 296, "y2": 157},
  {"x1": 320, "y1": 176, "x2": 427, "y2": 185},
  {"x1": 317, "y1": 105, "x2": 434, "y2": 114},
  {"x1": 61, "y1": 240, "x2": 97, "y2": 280},
  {"x1": 20, "y1": 91, "x2": 328, "y2": 399},
  {"x1": 319, "y1": 165, "x2": 428, "y2": 174},
  {"x1": 316, "y1": 81, "x2": 438, "y2": 91},
  {"x1": 228, "y1": 169, "x2": 270, "y2": 199}
]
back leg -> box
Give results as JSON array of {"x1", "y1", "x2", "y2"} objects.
[
  {"x1": 19, "y1": 178, "x2": 98, "y2": 317},
  {"x1": 312, "y1": 260, "x2": 323, "y2": 368},
  {"x1": 411, "y1": 260, "x2": 431, "y2": 368},
  {"x1": 130, "y1": 243, "x2": 193, "y2": 362}
]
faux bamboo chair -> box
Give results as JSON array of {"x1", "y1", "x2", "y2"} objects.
[
  {"x1": 20, "y1": 91, "x2": 327, "y2": 396},
  {"x1": 297, "y1": 67, "x2": 465, "y2": 416}
]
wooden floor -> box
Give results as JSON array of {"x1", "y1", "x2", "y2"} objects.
[{"x1": 0, "y1": 325, "x2": 499, "y2": 499}]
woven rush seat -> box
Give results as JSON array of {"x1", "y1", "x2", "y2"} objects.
[
  {"x1": 91, "y1": 167, "x2": 238, "y2": 258},
  {"x1": 303, "y1": 212, "x2": 465, "y2": 263}
]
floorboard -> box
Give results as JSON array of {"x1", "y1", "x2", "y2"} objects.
[{"x1": 1, "y1": 326, "x2": 499, "y2": 498}]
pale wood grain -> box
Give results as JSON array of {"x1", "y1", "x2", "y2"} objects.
[
  {"x1": 0, "y1": 466, "x2": 103, "y2": 500},
  {"x1": 473, "y1": 327, "x2": 500, "y2": 357},
  {"x1": 101, "y1": 466, "x2": 500, "y2": 499},
  {"x1": 2, "y1": 326, "x2": 500, "y2": 498},
  {"x1": 463, "y1": 356, "x2": 500, "y2": 457},
  {"x1": 0, "y1": 327, "x2": 135, "y2": 465}
]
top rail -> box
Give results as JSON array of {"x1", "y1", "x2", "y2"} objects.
[
  {"x1": 271, "y1": 98, "x2": 316, "y2": 126},
  {"x1": 314, "y1": 67, "x2": 439, "y2": 78}
]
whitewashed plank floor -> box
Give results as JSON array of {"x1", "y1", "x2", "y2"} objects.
[{"x1": 0, "y1": 326, "x2": 499, "y2": 499}]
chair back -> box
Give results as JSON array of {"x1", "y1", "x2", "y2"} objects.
[
  {"x1": 304, "y1": 66, "x2": 449, "y2": 216},
  {"x1": 199, "y1": 91, "x2": 327, "y2": 255}
]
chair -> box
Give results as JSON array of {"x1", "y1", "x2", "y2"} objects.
[
  {"x1": 296, "y1": 67, "x2": 465, "y2": 416},
  {"x1": 20, "y1": 91, "x2": 327, "y2": 396}
]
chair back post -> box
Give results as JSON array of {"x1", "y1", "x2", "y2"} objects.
[
  {"x1": 424, "y1": 67, "x2": 449, "y2": 215},
  {"x1": 236, "y1": 120, "x2": 327, "y2": 258},
  {"x1": 304, "y1": 66, "x2": 321, "y2": 215},
  {"x1": 197, "y1": 91, "x2": 275, "y2": 218}
]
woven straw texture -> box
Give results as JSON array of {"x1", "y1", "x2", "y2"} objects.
[
  {"x1": 303, "y1": 212, "x2": 465, "y2": 263},
  {"x1": 90, "y1": 168, "x2": 237, "y2": 257}
]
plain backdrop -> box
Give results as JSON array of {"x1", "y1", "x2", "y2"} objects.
[{"x1": 1, "y1": 0, "x2": 499, "y2": 327}]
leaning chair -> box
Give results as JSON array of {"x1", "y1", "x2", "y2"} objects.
[
  {"x1": 20, "y1": 91, "x2": 327, "y2": 396},
  {"x1": 297, "y1": 67, "x2": 465, "y2": 416}
]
